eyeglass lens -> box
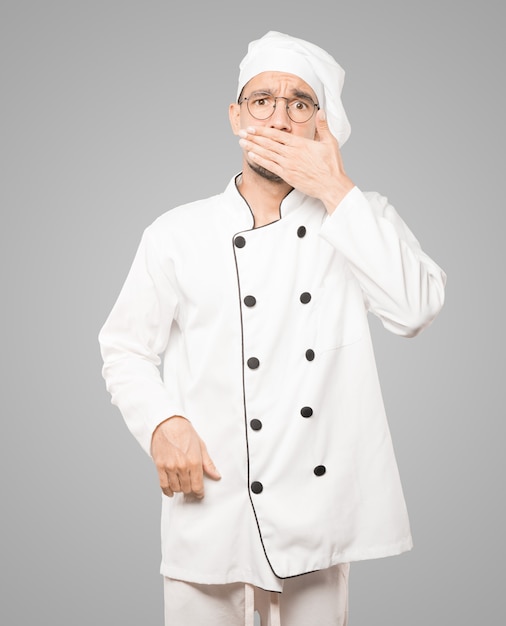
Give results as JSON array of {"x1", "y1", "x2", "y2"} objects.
[{"x1": 245, "y1": 94, "x2": 317, "y2": 123}]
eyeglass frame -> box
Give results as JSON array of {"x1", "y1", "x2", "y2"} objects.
[{"x1": 238, "y1": 91, "x2": 320, "y2": 124}]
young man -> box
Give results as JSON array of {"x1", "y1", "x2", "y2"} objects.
[{"x1": 99, "y1": 31, "x2": 446, "y2": 626}]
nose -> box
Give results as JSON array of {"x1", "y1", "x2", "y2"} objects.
[{"x1": 269, "y1": 98, "x2": 292, "y2": 131}]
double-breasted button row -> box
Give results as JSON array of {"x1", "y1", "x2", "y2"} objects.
[
  {"x1": 251, "y1": 465, "x2": 326, "y2": 495},
  {"x1": 236, "y1": 234, "x2": 311, "y2": 308},
  {"x1": 237, "y1": 223, "x2": 306, "y2": 245},
  {"x1": 243, "y1": 287, "x2": 311, "y2": 308},
  {"x1": 236, "y1": 224, "x2": 306, "y2": 248},
  {"x1": 238, "y1": 224, "x2": 319, "y2": 497},
  {"x1": 246, "y1": 346, "x2": 313, "y2": 372},
  {"x1": 226, "y1": 290, "x2": 304, "y2": 303},
  {"x1": 248, "y1": 350, "x2": 313, "y2": 371}
]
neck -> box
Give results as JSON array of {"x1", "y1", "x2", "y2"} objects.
[{"x1": 237, "y1": 163, "x2": 293, "y2": 227}]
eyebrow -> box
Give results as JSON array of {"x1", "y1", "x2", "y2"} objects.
[
  {"x1": 292, "y1": 89, "x2": 317, "y2": 102},
  {"x1": 249, "y1": 88, "x2": 317, "y2": 103}
]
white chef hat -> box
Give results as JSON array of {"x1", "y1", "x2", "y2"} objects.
[{"x1": 237, "y1": 31, "x2": 351, "y2": 146}]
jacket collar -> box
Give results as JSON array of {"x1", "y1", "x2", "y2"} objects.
[{"x1": 224, "y1": 173, "x2": 308, "y2": 229}]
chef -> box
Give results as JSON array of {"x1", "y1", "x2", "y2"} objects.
[{"x1": 99, "y1": 31, "x2": 446, "y2": 626}]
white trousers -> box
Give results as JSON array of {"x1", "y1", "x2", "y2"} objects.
[{"x1": 164, "y1": 563, "x2": 350, "y2": 626}]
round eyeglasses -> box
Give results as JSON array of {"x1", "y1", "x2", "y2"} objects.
[{"x1": 239, "y1": 92, "x2": 319, "y2": 124}]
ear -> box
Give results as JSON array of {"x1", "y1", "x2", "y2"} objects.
[{"x1": 229, "y1": 102, "x2": 241, "y2": 135}]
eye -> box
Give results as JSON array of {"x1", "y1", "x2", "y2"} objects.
[
  {"x1": 291, "y1": 99, "x2": 310, "y2": 111},
  {"x1": 252, "y1": 97, "x2": 271, "y2": 107}
]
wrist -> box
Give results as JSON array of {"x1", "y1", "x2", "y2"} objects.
[
  {"x1": 152, "y1": 414, "x2": 187, "y2": 438},
  {"x1": 322, "y1": 178, "x2": 355, "y2": 214}
]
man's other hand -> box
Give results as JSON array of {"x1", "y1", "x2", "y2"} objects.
[{"x1": 151, "y1": 416, "x2": 221, "y2": 499}]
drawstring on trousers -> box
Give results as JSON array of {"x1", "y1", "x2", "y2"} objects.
[{"x1": 245, "y1": 583, "x2": 281, "y2": 626}]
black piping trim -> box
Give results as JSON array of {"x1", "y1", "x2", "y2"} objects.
[
  {"x1": 232, "y1": 232, "x2": 278, "y2": 576},
  {"x1": 234, "y1": 174, "x2": 255, "y2": 228},
  {"x1": 254, "y1": 567, "x2": 328, "y2": 591},
  {"x1": 234, "y1": 172, "x2": 296, "y2": 227},
  {"x1": 231, "y1": 174, "x2": 312, "y2": 579}
]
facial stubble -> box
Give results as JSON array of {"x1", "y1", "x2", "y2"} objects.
[{"x1": 247, "y1": 160, "x2": 284, "y2": 184}]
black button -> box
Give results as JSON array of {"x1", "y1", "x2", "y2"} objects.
[
  {"x1": 314, "y1": 465, "x2": 326, "y2": 476},
  {"x1": 247, "y1": 357, "x2": 260, "y2": 369},
  {"x1": 300, "y1": 292, "x2": 312, "y2": 304},
  {"x1": 250, "y1": 419, "x2": 262, "y2": 431},
  {"x1": 297, "y1": 226, "x2": 306, "y2": 238},
  {"x1": 251, "y1": 481, "x2": 263, "y2": 494},
  {"x1": 235, "y1": 236, "x2": 246, "y2": 248},
  {"x1": 305, "y1": 349, "x2": 315, "y2": 361},
  {"x1": 244, "y1": 295, "x2": 257, "y2": 307},
  {"x1": 301, "y1": 406, "x2": 313, "y2": 418}
]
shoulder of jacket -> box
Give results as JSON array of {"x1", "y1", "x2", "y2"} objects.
[{"x1": 146, "y1": 192, "x2": 224, "y2": 233}]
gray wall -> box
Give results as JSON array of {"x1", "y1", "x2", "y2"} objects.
[{"x1": 1, "y1": 1, "x2": 503, "y2": 624}]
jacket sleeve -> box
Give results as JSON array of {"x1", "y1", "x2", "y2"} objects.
[
  {"x1": 98, "y1": 225, "x2": 184, "y2": 455},
  {"x1": 319, "y1": 187, "x2": 446, "y2": 337}
]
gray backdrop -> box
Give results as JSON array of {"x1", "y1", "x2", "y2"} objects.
[{"x1": 1, "y1": 1, "x2": 504, "y2": 624}]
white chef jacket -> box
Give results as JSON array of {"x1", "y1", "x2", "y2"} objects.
[{"x1": 99, "y1": 175, "x2": 446, "y2": 592}]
